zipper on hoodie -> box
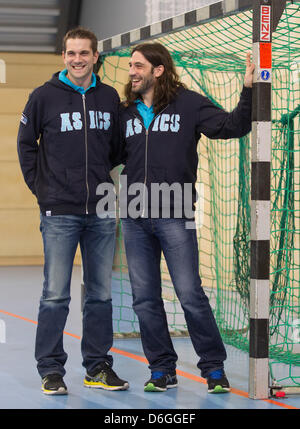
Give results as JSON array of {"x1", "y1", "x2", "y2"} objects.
[
  {"x1": 82, "y1": 93, "x2": 89, "y2": 214},
  {"x1": 142, "y1": 128, "x2": 150, "y2": 218},
  {"x1": 133, "y1": 105, "x2": 168, "y2": 217}
]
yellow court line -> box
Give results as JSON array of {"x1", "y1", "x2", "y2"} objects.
[{"x1": 0, "y1": 308, "x2": 298, "y2": 410}]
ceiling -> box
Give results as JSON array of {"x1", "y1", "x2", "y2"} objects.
[{"x1": 0, "y1": 0, "x2": 81, "y2": 53}]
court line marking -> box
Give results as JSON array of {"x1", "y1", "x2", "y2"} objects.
[{"x1": 0, "y1": 308, "x2": 298, "y2": 410}]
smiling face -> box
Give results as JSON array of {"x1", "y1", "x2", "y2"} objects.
[
  {"x1": 129, "y1": 50, "x2": 156, "y2": 96},
  {"x1": 128, "y1": 50, "x2": 164, "y2": 105},
  {"x1": 62, "y1": 38, "x2": 98, "y2": 89}
]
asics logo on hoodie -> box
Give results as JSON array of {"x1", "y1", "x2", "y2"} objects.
[
  {"x1": 60, "y1": 110, "x2": 111, "y2": 132},
  {"x1": 126, "y1": 113, "x2": 180, "y2": 137}
]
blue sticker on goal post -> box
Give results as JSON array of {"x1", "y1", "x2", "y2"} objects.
[{"x1": 261, "y1": 70, "x2": 270, "y2": 81}]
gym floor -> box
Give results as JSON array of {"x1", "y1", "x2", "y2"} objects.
[{"x1": 0, "y1": 265, "x2": 299, "y2": 411}]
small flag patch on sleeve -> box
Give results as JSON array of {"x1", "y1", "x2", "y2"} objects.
[{"x1": 20, "y1": 113, "x2": 28, "y2": 125}]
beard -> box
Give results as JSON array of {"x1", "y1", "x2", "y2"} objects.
[{"x1": 131, "y1": 74, "x2": 155, "y2": 95}]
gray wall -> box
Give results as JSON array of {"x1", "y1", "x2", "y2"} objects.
[
  {"x1": 79, "y1": 0, "x2": 146, "y2": 41},
  {"x1": 79, "y1": 0, "x2": 219, "y2": 41}
]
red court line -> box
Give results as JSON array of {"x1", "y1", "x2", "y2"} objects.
[{"x1": 0, "y1": 308, "x2": 298, "y2": 410}]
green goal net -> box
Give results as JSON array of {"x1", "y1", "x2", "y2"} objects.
[{"x1": 98, "y1": 1, "x2": 300, "y2": 387}]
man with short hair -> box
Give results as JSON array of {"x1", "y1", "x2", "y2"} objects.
[
  {"x1": 17, "y1": 27, "x2": 128, "y2": 395},
  {"x1": 120, "y1": 42, "x2": 254, "y2": 393}
]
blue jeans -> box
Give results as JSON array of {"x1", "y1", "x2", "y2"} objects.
[
  {"x1": 121, "y1": 218, "x2": 227, "y2": 378},
  {"x1": 35, "y1": 214, "x2": 116, "y2": 378}
]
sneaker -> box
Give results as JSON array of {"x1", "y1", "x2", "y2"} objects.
[
  {"x1": 144, "y1": 370, "x2": 178, "y2": 392},
  {"x1": 41, "y1": 374, "x2": 68, "y2": 395},
  {"x1": 84, "y1": 362, "x2": 129, "y2": 391},
  {"x1": 206, "y1": 369, "x2": 230, "y2": 393}
]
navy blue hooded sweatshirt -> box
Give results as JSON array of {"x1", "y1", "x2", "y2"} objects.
[
  {"x1": 120, "y1": 86, "x2": 252, "y2": 218},
  {"x1": 17, "y1": 72, "x2": 120, "y2": 215}
]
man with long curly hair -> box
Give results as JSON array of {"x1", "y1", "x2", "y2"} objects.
[{"x1": 119, "y1": 42, "x2": 254, "y2": 393}]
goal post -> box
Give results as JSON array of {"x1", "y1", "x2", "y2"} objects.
[
  {"x1": 249, "y1": 0, "x2": 287, "y2": 400},
  {"x1": 249, "y1": 0, "x2": 300, "y2": 400},
  {"x1": 84, "y1": 0, "x2": 300, "y2": 397}
]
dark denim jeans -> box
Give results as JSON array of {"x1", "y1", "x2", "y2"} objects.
[
  {"x1": 35, "y1": 214, "x2": 116, "y2": 378},
  {"x1": 121, "y1": 218, "x2": 227, "y2": 378}
]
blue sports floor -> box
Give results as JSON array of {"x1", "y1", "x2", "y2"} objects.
[{"x1": 0, "y1": 266, "x2": 299, "y2": 412}]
